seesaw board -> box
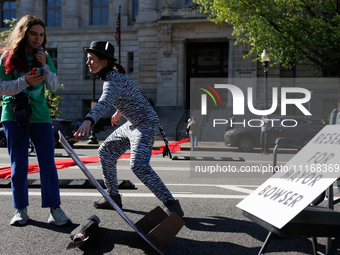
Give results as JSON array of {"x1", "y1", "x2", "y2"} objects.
[{"x1": 58, "y1": 131, "x2": 163, "y2": 254}]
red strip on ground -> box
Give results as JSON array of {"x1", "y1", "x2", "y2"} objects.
[{"x1": 0, "y1": 138, "x2": 190, "y2": 179}]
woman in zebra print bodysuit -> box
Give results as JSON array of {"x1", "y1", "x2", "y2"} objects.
[{"x1": 74, "y1": 41, "x2": 184, "y2": 217}]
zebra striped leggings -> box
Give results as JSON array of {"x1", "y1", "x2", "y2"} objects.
[{"x1": 98, "y1": 121, "x2": 175, "y2": 203}]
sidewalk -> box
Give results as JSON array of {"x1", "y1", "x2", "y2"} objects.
[{"x1": 72, "y1": 138, "x2": 298, "y2": 154}]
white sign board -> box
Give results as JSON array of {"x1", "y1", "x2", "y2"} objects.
[{"x1": 237, "y1": 125, "x2": 340, "y2": 229}]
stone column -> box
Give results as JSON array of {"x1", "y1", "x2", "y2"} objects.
[
  {"x1": 62, "y1": 0, "x2": 80, "y2": 28},
  {"x1": 137, "y1": 0, "x2": 159, "y2": 22},
  {"x1": 162, "y1": 0, "x2": 173, "y2": 17},
  {"x1": 66, "y1": 0, "x2": 80, "y2": 19},
  {"x1": 177, "y1": 40, "x2": 185, "y2": 106},
  {"x1": 161, "y1": 24, "x2": 172, "y2": 56},
  {"x1": 116, "y1": 1, "x2": 128, "y2": 28},
  {"x1": 116, "y1": 0, "x2": 128, "y2": 16},
  {"x1": 142, "y1": 0, "x2": 157, "y2": 12},
  {"x1": 19, "y1": 0, "x2": 35, "y2": 16}
]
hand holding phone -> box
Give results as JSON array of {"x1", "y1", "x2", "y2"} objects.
[
  {"x1": 25, "y1": 71, "x2": 45, "y2": 86},
  {"x1": 32, "y1": 67, "x2": 44, "y2": 77}
]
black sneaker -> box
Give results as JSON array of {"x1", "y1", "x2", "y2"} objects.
[
  {"x1": 163, "y1": 199, "x2": 184, "y2": 217},
  {"x1": 93, "y1": 194, "x2": 122, "y2": 210}
]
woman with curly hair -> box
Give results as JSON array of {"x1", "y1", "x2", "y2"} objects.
[{"x1": 0, "y1": 15, "x2": 72, "y2": 226}]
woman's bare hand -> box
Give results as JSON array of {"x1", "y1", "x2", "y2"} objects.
[{"x1": 25, "y1": 71, "x2": 45, "y2": 85}]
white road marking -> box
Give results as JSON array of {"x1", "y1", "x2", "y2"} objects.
[
  {"x1": 215, "y1": 185, "x2": 255, "y2": 194},
  {"x1": 134, "y1": 183, "x2": 219, "y2": 187},
  {"x1": 119, "y1": 193, "x2": 248, "y2": 199},
  {"x1": 0, "y1": 191, "x2": 247, "y2": 199},
  {"x1": 0, "y1": 184, "x2": 256, "y2": 199},
  {"x1": 176, "y1": 156, "x2": 185, "y2": 160}
]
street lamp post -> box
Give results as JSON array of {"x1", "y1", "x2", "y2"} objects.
[
  {"x1": 261, "y1": 49, "x2": 270, "y2": 109},
  {"x1": 87, "y1": 73, "x2": 98, "y2": 144}
]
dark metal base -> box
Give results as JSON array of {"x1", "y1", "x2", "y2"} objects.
[{"x1": 87, "y1": 135, "x2": 98, "y2": 144}]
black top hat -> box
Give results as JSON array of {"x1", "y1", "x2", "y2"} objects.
[{"x1": 84, "y1": 41, "x2": 117, "y2": 61}]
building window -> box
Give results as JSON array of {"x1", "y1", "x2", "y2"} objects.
[
  {"x1": 46, "y1": 0, "x2": 61, "y2": 26},
  {"x1": 47, "y1": 49, "x2": 58, "y2": 70},
  {"x1": 186, "y1": 0, "x2": 193, "y2": 4},
  {"x1": 132, "y1": 0, "x2": 138, "y2": 21},
  {"x1": 91, "y1": 0, "x2": 108, "y2": 25},
  {"x1": 128, "y1": 52, "x2": 134, "y2": 73},
  {"x1": 0, "y1": 1, "x2": 16, "y2": 28}
]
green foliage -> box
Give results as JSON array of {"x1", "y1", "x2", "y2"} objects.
[
  {"x1": 45, "y1": 84, "x2": 64, "y2": 117},
  {"x1": 0, "y1": 18, "x2": 16, "y2": 47},
  {"x1": 194, "y1": 0, "x2": 340, "y2": 75},
  {"x1": 0, "y1": 19, "x2": 16, "y2": 107}
]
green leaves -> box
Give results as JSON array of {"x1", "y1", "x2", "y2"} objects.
[
  {"x1": 0, "y1": 18, "x2": 16, "y2": 47},
  {"x1": 194, "y1": 0, "x2": 340, "y2": 75},
  {"x1": 45, "y1": 84, "x2": 64, "y2": 117}
]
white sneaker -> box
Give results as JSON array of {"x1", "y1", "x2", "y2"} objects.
[
  {"x1": 48, "y1": 207, "x2": 72, "y2": 226},
  {"x1": 10, "y1": 208, "x2": 29, "y2": 226}
]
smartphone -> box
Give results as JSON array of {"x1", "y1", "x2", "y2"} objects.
[{"x1": 32, "y1": 67, "x2": 44, "y2": 76}]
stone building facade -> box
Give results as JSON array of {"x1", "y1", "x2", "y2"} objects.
[{"x1": 2, "y1": 0, "x2": 338, "y2": 135}]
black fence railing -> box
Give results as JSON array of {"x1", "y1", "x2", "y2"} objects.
[
  {"x1": 175, "y1": 110, "x2": 189, "y2": 141},
  {"x1": 199, "y1": 110, "x2": 211, "y2": 141}
]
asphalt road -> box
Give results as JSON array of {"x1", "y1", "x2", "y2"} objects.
[{"x1": 0, "y1": 147, "x2": 339, "y2": 255}]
